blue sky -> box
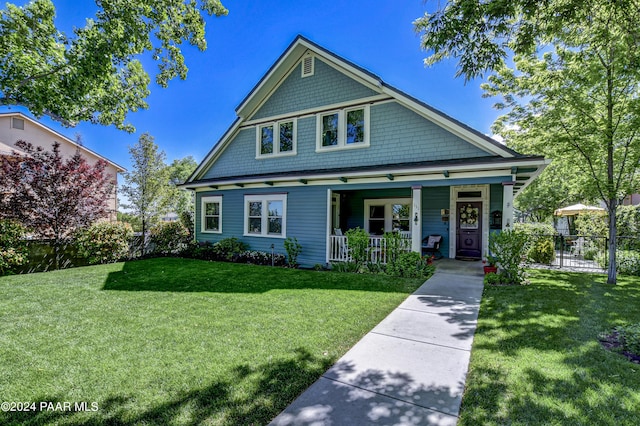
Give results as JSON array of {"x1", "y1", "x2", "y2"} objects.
[{"x1": 2, "y1": 0, "x2": 501, "y2": 172}]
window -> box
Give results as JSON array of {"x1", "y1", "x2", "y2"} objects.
[
  {"x1": 256, "y1": 120, "x2": 296, "y2": 158},
  {"x1": 316, "y1": 105, "x2": 369, "y2": 151},
  {"x1": 244, "y1": 194, "x2": 287, "y2": 238},
  {"x1": 201, "y1": 196, "x2": 222, "y2": 233},
  {"x1": 11, "y1": 117, "x2": 24, "y2": 130},
  {"x1": 364, "y1": 198, "x2": 411, "y2": 235}
]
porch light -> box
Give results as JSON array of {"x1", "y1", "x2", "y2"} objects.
[{"x1": 414, "y1": 212, "x2": 419, "y2": 225}]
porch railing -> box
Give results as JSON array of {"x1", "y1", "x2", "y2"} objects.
[{"x1": 328, "y1": 235, "x2": 412, "y2": 264}]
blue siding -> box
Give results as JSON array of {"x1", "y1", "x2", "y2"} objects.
[
  {"x1": 422, "y1": 187, "x2": 451, "y2": 258},
  {"x1": 196, "y1": 186, "x2": 328, "y2": 267},
  {"x1": 251, "y1": 58, "x2": 378, "y2": 120},
  {"x1": 203, "y1": 102, "x2": 491, "y2": 180}
]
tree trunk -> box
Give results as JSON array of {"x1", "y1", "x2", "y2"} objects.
[{"x1": 607, "y1": 199, "x2": 617, "y2": 284}]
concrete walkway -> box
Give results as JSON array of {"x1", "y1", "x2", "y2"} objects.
[{"x1": 270, "y1": 259, "x2": 485, "y2": 426}]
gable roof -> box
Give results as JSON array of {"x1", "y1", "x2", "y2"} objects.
[
  {"x1": 187, "y1": 35, "x2": 545, "y2": 193},
  {"x1": 0, "y1": 112, "x2": 126, "y2": 172}
]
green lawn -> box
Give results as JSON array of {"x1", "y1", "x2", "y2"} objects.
[
  {"x1": 0, "y1": 258, "x2": 423, "y2": 425},
  {"x1": 460, "y1": 269, "x2": 640, "y2": 426}
]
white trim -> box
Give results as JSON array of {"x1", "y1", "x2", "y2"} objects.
[
  {"x1": 316, "y1": 105, "x2": 370, "y2": 152},
  {"x1": 449, "y1": 185, "x2": 489, "y2": 258},
  {"x1": 242, "y1": 95, "x2": 390, "y2": 127},
  {"x1": 201, "y1": 196, "x2": 223, "y2": 234},
  {"x1": 363, "y1": 198, "x2": 412, "y2": 235},
  {"x1": 411, "y1": 187, "x2": 422, "y2": 253},
  {"x1": 503, "y1": 183, "x2": 514, "y2": 230},
  {"x1": 326, "y1": 189, "x2": 332, "y2": 264},
  {"x1": 243, "y1": 193, "x2": 287, "y2": 238},
  {"x1": 301, "y1": 54, "x2": 315, "y2": 77},
  {"x1": 255, "y1": 119, "x2": 297, "y2": 159}
]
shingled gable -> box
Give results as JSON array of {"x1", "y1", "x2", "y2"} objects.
[{"x1": 186, "y1": 35, "x2": 547, "y2": 194}]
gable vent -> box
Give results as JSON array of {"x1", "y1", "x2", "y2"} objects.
[
  {"x1": 11, "y1": 117, "x2": 24, "y2": 130},
  {"x1": 301, "y1": 55, "x2": 314, "y2": 78}
]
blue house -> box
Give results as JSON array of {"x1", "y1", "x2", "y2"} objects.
[{"x1": 183, "y1": 36, "x2": 548, "y2": 267}]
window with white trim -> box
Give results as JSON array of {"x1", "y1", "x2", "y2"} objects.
[
  {"x1": 316, "y1": 105, "x2": 369, "y2": 151},
  {"x1": 244, "y1": 194, "x2": 287, "y2": 238},
  {"x1": 201, "y1": 196, "x2": 222, "y2": 233},
  {"x1": 364, "y1": 198, "x2": 411, "y2": 235},
  {"x1": 256, "y1": 119, "x2": 297, "y2": 158}
]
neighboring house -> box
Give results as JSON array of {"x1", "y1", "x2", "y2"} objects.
[
  {"x1": 183, "y1": 36, "x2": 549, "y2": 267},
  {"x1": 622, "y1": 194, "x2": 640, "y2": 206},
  {"x1": 0, "y1": 112, "x2": 125, "y2": 221}
]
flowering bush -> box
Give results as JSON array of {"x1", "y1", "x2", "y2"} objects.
[{"x1": 76, "y1": 221, "x2": 133, "y2": 264}]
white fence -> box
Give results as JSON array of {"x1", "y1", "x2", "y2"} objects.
[{"x1": 328, "y1": 235, "x2": 412, "y2": 264}]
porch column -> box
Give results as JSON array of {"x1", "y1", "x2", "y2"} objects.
[
  {"x1": 326, "y1": 189, "x2": 332, "y2": 264},
  {"x1": 502, "y1": 182, "x2": 515, "y2": 230},
  {"x1": 411, "y1": 185, "x2": 422, "y2": 253}
]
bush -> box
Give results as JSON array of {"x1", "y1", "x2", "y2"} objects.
[
  {"x1": 150, "y1": 221, "x2": 191, "y2": 255},
  {"x1": 488, "y1": 229, "x2": 530, "y2": 285},
  {"x1": 213, "y1": 237, "x2": 249, "y2": 261},
  {"x1": 76, "y1": 221, "x2": 133, "y2": 264},
  {"x1": 515, "y1": 223, "x2": 556, "y2": 264},
  {"x1": 0, "y1": 219, "x2": 28, "y2": 275},
  {"x1": 284, "y1": 237, "x2": 302, "y2": 267},
  {"x1": 236, "y1": 250, "x2": 286, "y2": 266},
  {"x1": 617, "y1": 323, "x2": 640, "y2": 356},
  {"x1": 596, "y1": 250, "x2": 640, "y2": 276},
  {"x1": 483, "y1": 272, "x2": 502, "y2": 285},
  {"x1": 345, "y1": 227, "x2": 370, "y2": 268},
  {"x1": 386, "y1": 252, "x2": 434, "y2": 279},
  {"x1": 383, "y1": 232, "x2": 405, "y2": 265}
]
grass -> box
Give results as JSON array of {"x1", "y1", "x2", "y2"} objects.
[
  {"x1": 460, "y1": 269, "x2": 640, "y2": 425},
  {"x1": 0, "y1": 257, "x2": 423, "y2": 425}
]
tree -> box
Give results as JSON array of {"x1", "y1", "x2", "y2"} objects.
[
  {"x1": 416, "y1": 1, "x2": 640, "y2": 284},
  {"x1": 0, "y1": 0, "x2": 227, "y2": 131},
  {"x1": 164, "y1": 156, "x2": 197, "y2": 237},
  {"x1": 120, "y1": 133, "x2": 169, "y2": 255},
  {"x1": 0, "y1": 140, "x2": 113, "y2": 267}
]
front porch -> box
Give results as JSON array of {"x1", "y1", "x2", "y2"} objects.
[{"x1": 328, "y1": 234, "x2": 413, "y2": 264}]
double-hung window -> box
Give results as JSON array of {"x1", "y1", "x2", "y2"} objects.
[
  {"x1": 316, "y1": 105, "x2": 370, "y2": 151},
  {"x1": 256, "y1": 120, "x2": 297, "y2": 158},
  {"x1": 244, "y1": 194, "x2": 287, "y2": 238},
  {"x1": 201, "y1": 196, "x2": 222, "y2": 233}
]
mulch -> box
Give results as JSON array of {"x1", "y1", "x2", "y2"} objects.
[{"x1": 599, "y1": 331, "x2": 640, "y2": 364}]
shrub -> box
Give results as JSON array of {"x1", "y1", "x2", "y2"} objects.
[
  {"x1": 345, "y1": 228, "x2": 370, "y2": 268},
  {"x1": 617, "y1": 323, "x2": 640, "y2": 356},
  {"x1": 236, "y1": 250, "x2": 286, "y2": 266},
  {"x1": 386, "y1": 252, "x2": 434, "y2": 279},
  {"x1": 150, "y1": 221, "x2": 191, "y2": 255},
  {"x1": 284, "y1": 237, "x2": 302, "y2": 267},
  {"x1": 574, "y1": 211, "x2": 607, "y2": 238},
  {"x1": 213, "y1": 237, "x2": 248, "y2": 261},
  {"x1": 488, "y1": 229, "x2": 530, "y2": 285},
  {"x1": 483, "y1": 272, "x2": 502, "y2": 285},
  {"x1": 76, "y1": 221, "x2": 133, "y2": 264},
  {"x1": 0, "y1": 219, "x2": 28, "y2": 275},
  {"x1": 331, "y1": 261, "x2": 360, "y2": 273},
  {"x1": 596, "y1": 250, "x2": 640, "y2": 276},
  {"x1": 515, "y1": 223, "x2": 556, "y2": 264},
  {"x1": 383, "y1": 232, "x2": 405, "y2": 265}
]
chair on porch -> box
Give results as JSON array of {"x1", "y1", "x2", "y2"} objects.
[{"x1": 422, "y1": 235, "x2": 443, "y2": 260}]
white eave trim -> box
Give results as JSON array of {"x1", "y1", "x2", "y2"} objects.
[{"x1": 183, "y1": 158, "x2": 548, "y2": 190}]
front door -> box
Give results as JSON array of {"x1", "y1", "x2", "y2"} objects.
[{"x1": 456, "y1": 202, "x2": 482, "y2": 258}]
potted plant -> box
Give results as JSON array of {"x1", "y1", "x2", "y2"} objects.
[{"x1": 482, "y1": 253, "x2": 498, "y2": 275}]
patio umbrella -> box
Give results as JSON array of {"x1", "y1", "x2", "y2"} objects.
[{"x1": 554, "y1": 203, "x2": 606, "y2": 216}]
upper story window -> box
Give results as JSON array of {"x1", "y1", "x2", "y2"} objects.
[
  {"x1": 316, "y1": 105, "x2": 370, "y2": 152},
  {"x1": 11, "y1": 117, "x2": 25, "y2": 130},
  {"x1": 256, "y1": 119, "x2": 297, "y2": 158}
]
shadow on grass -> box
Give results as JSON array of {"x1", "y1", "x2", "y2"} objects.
[
  {"x1": 102, "y1": 257, "x2": 421, "y2": 294},
  {"x1": 0, "y1": 348, "x2": 334, "y2": 426},
  {"x1": 459, "y1": 269, "x2": 640, "y2": 425}
]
